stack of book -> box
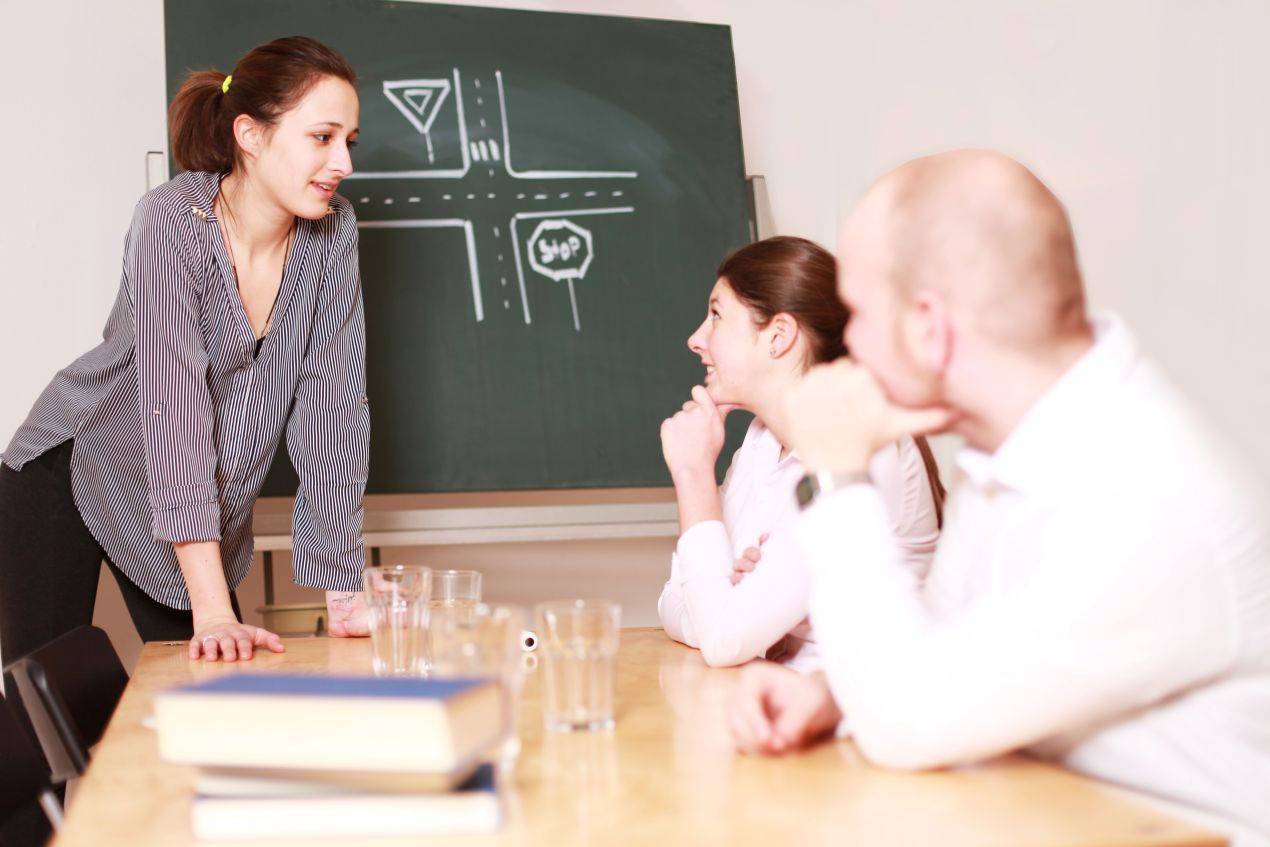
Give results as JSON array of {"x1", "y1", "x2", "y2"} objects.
[{"x1": 154, "y1": 673, "x2": 505, "y2": 840}]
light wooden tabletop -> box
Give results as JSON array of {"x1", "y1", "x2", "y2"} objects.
[{"x1": 53, "y1": 628, "x2": 1223, "y2": 847}]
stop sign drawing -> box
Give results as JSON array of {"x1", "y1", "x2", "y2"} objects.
[{"x1": 528, "y1": 219, "x2": 595, "y2": 330}]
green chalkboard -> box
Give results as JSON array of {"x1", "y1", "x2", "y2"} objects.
[{"x1": 165, "y1": 0, "x2": 752, "y2": 493}]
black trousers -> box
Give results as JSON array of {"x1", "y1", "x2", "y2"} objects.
[{"x1": 0, "y1": 440, "x2": 242, "y2": 669}]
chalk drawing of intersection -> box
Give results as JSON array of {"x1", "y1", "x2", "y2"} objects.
[{"x1": 349, "y1": 69, "x2": 638, "y2": 330}]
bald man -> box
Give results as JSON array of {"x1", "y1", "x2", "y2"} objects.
[{"x1": 731, "y1": 151, "x2": 1270, "y2": 844}]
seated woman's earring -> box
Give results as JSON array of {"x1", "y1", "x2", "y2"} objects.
[{"x1": 769, "y1": 344, "x2": 777, "y2": 357}]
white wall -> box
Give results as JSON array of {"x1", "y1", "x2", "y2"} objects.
[{"x1": 3, "y1": 0, "x2": 1268, "y2": 668}]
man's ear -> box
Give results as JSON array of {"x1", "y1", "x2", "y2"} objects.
[
  {"x1": 768, "y1": 313, "x2": 801, "y2": 359},
  {"x1": 903, "y1": 290, "x2": 953, "y2": 377}
]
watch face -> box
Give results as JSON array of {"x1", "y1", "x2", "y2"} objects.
[{"x1": 795, "y1": 473, "x2": 818, "y2": 509}]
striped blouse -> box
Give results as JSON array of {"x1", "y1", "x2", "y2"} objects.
[{"x1": 3, "y1": 170, "x2": 369, "y2": 609}]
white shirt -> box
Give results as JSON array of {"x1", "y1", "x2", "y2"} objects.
[
  {"x1": 658, "y1": 419, "x2": 939, "y2": 668},
  {"x1": 798, "y1": 315, "x2": 1270, "y2": 846}
]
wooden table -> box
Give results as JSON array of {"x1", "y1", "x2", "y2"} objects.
[{"x1": 54, "y1": 629, "x2": 1223, "y2": 847}]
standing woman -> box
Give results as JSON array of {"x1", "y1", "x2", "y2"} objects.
[{"x1": 0, "y1": 36, "x2": 370, "y2": 665}]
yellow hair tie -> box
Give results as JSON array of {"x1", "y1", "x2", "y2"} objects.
[{"x1": 221, "y1": 75, "x2": 232, "y2": 94}]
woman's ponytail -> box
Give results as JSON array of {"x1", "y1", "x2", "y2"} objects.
[{"x1": 168, "y1": 69, "x2": 237, "y2": 173}]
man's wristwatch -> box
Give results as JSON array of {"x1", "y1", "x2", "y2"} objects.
[{"x1": 795, "y1": 469, "x2": 873, "y2": 510}]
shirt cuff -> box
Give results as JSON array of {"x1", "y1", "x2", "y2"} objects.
[
  {"x1": 151, "y1": 500, "x2": 221, "y2": 544},
  {"x1": 674, "y1": 520, "x2": 732, "y2": 583},
  {"x1": 291, "y1": 547, "x2": 367, "y2": 594}
]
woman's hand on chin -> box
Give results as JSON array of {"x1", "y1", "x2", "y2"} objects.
[{"x1": 660, "y1": 385, "x2": 733, "y2": 477}]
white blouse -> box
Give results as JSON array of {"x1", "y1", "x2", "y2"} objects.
[{"x1": 657, "y1": 419, "x2": 940, "y2": 669}]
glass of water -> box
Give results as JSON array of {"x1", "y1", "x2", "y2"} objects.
[
  {"x1": 535, "y1": 599, "x2": 621, "y2": 732},
  {"x1": 431, "y1": 602, "x2": 528, "y2": 769},
  {"x1": 362, "y1": 565, "x2": 431, "y2": 677},
  {"x1": 431, "y1": 569, "x2": 483, "y2": 611},
  {"x1": 429, "y1": 569, "x2": 483, "y2": 663}
]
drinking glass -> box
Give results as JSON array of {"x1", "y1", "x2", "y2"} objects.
[
  {"x1": 431, "y1": 602, "x2": 528, "y2": 768},
  {"x1": 535, "y1": 599, "x2": 621, "y2": 732},
  {"x1": 362, "y1": 565, "x2": 431, "y2": 676}
]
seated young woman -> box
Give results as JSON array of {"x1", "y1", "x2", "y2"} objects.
[{"x1": 657, "y1": 236, "x2": 944, "y2": 669}]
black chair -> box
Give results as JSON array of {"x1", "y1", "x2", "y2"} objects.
[
  {"x1": 3, "y1": 625, "x2": 129, "y2": 782},
  {"x1": 0, "y1": 691, "x2": 60, "y2": 840}
]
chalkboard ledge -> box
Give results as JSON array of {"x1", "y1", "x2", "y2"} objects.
[{"x1": 252, "y1": 488, "x2": 678, "y2": 551}]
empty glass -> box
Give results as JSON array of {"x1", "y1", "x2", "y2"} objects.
[
  {"x1": 431, "y1": 569, "x2": 483, "y2": 611},
  {"x1": 535, "y1": 599, "x2": 621, "y2": 732},
  {"x1": 362, "y1": 565, "x2": 431, "y2": 676},
  {"x1": 430, "y1": 602, "x2": 523, "y2": 676},
  {"x1": 428, "y1": 569, "x2": 483, "y2": 668},
  {"x1": 431, "y1": 602, "x2": 528, "y2": 769}
]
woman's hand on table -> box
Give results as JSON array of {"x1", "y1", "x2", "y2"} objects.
[
  {"x1": 189, "y1": 615, "x2": 285, "y2": 662},
  {"x1": 178, "y1": 541, "x2": 283, "y2": 661},
  {"x1": 326, "y1": 590, "x2": 371, "y2": 637}
]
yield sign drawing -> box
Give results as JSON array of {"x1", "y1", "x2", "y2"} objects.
[{"x1": 383, "y1": 79, "x2": 452, "y2": 162}]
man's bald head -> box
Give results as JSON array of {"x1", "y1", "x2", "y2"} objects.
[{"x1": 846, "y1": 150, "x2": 1088, "y2": 350}]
